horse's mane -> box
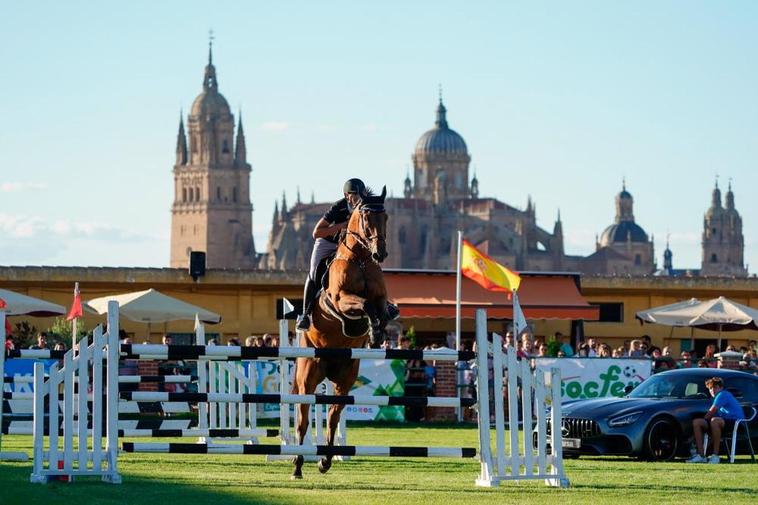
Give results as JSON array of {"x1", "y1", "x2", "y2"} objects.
[{"x1": 358, "y1": 186, "x2": 386, "y2": 210}]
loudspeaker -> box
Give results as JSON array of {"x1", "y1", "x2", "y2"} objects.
[{"x1": 189, "y1": 251, "x2": 206, "y2": 281}]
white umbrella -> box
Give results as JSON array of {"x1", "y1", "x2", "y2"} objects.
[
  {"x1": 636, "y1": 296, "x2": 758, "y2": 331},
  {"x1": 85, "y1": 288, "x2": 221, "y2": 324},
  {"x1": 0, "y1": 288, "x2": 66, "y2": 316}
]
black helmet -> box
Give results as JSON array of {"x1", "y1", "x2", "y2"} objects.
[{"x1": 343, "y1": 178, "x2": 366, "y2": 195}]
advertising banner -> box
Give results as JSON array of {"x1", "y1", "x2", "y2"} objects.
[
  {"x1": 535, "y1": 358, "x2": 652, "y2": 400},
  {"x1": 254, "y1": 359, "x2": 406, "y2": 421}
]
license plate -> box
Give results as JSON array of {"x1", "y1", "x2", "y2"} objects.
[{"x1": 562, "y1": 438, "x2": 581, "y2": 449}]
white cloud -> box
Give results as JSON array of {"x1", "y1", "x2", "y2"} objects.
[
  {"x1": 260, "y1": 121, "x2": 290, "y2": 132},
  {"x1": 0, "y1": 214, "x2": 156, "y2": 241},
  {"x1": 0, "y1": 182, "x2": 47, "y2": 192},
  {"x1": 361, "y1": 123, "x2": 378, "y2": 132}
]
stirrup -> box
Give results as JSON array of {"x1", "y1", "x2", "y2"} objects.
[
  {"x1": 296, "y1": 314, "x2": 310, "y2": 331},
  {"x1": 387, "y1": 303, "x2": 400, "y2": 321}
]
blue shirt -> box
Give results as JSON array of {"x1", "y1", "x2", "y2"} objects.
[{"x1": 712, "y1": 390, "x2": 745, "y2": 420}]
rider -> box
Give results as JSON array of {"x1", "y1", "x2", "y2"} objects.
[{"x1": 296, "y1": 178, "x2": 366, "y2": 331}]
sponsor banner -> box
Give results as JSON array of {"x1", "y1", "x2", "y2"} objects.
[
  {"x1": 535, "y1": 358, "x2": 652, "y2": 400},
  {"x1": 2, "y1": 359, "x2": 58, "y2": 392},
  {"x1": 255, "y1": 359, "x2": 406, "y2": 422}
]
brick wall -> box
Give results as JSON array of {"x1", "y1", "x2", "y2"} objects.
[
  {"x1": 137, "y1": 361, "x2": 159, "y2": 391},
  {"x1": 427, "y1": 360, "x2": 457, "y2": 421}
]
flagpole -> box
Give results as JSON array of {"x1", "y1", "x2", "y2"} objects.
[
  {"x1": 72, "y1": 282, "x2": 79, "y2": 354},
  {"x1": 455, "y1": 230, "x2": 462, "y2": 351}
]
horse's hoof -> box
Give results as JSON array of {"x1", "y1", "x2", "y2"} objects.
[
  {"x1": 291, "y1": 474, "x2": 303, "y2": 480},
  {"x1": 318, "y1": 458, "x2": 332, "y2": 474}
]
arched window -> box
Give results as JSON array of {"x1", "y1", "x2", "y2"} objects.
[
  {"x1": 634, "y1": 254, "x2": 641, "y2": 265},
  {"x1": 222, "y1": 139, "x2": 230, "y2": 153},
  {"x1": 182, "y1": 187, "x2": 187, "y2": 202},
  {"x1": 710, "y1": 253, "x2": 718, "y2": 263},
  {"x1": 195, "y1": 187, "x2": 200, "y2": 201},
  {"x1": 233, "y1": 187, "x2": 238, "y2": 203},
  {"x1": 217, "y1": 187, "x2": 222, "y2": 201}
]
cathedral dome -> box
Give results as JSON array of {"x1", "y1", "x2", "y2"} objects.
[
  {"x1": 414, "y1": 101, "x2": 468, "y2": 155},
  {"x1": 599, "y1": 221, "x2": 649, "y2": 246},
  {"x1": 191, "y1": 90, "x2": 231, "y2": 117}
]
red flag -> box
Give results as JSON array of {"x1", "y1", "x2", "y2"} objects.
[{"x1": 66, "y1": 283, "x2": 83, "y2": 321}]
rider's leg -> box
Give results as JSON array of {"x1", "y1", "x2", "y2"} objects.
[{"x1": 297, "y1": 239, "x2": 337, "y2": 330}]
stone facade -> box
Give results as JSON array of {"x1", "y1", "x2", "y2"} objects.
[
  {"x1": 700, "y1": 182, "x2": 747, "y2": 277},
  {"x1": 259, "y1": 99, "x2": 660, "y2": 275},
  {"x1": 169, "y1": 45, "x2": 256, "y2": 269}
]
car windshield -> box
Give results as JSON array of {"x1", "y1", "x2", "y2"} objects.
[{"x1": 628, "y1": 374, "x2": 709, "y2": 399}]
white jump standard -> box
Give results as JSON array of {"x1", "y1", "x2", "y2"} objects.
[{"x1": 24, "y1": 303, "x2": 568, "y2": 488}]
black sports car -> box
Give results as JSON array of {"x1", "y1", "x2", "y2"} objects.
[{"x1": 540, "y1": 368, "x2": 758, "y2": 460}]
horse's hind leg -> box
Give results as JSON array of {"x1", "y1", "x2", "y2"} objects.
[
  {"x1": 292, "y1": 357, "x2": 325, "y2": 480},
  {"x1": 319, "y1": 360, "x2": 360, "y2": 474}
]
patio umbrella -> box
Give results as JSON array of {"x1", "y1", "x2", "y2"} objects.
[
  {"x1": 0, "y1": 288, "x2": 66, "y2": 317},
  {"x1": 85, "y1": 288, "x2": 221, "y2": 324},
  {"x1": 636, "y1": 296, "x2": 758, "y2": 348}
]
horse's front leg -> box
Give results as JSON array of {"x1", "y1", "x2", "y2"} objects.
[
  {"x1": 365, "y1": 298, "x2": 388, "y2": 347},
  {"x1": 334, "y1": 291, "x2": 367, "y2": 319}
]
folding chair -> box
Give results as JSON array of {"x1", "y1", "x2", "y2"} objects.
[{"x1": 704, "y1": 405, "x2": 756, "y2": 463}]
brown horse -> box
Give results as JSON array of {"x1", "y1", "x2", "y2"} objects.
[{"x1": 291, "y1": 187, "x2": 389, "y2": 479}]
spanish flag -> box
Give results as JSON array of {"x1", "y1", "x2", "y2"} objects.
[{"x1": 461, "y1": 240, "x2": 521, "y2": 292}]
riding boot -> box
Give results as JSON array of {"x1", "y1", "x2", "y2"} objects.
[{"x1": 296, "y1": 277, "x2": 317, "y2": 331}]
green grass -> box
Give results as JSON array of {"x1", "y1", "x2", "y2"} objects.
[{"x1": 1, "y1": 423, "x2": 757, "y2": 505}]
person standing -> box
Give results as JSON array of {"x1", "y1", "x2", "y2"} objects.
[{"x1": 687, "y1": 377, "x2": 745, "y2": 464}]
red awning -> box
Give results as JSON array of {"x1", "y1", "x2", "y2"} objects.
[{"x1": 384, "y1": 270, "x2": 598, "y2": 320}]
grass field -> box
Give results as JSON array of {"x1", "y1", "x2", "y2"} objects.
[{"x1": 1, "y1": 423, "x2": 757, "y2": 505}]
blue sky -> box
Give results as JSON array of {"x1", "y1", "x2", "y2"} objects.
[{"x1": 1, "y1": 1, "x2": 757, "y2": 272}]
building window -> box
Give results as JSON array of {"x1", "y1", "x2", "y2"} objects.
[
  {"x1": 182, "y1": 187, "x2": 187, "y2": 202},
  {"x1": 589, "y1": 302, "x2": 624, "y2": 323},
  {"x1": 222, "y1": 139, "x2": 230, "y2": 153},
  {"x1": 710, "y1": 253, "x2": 718, "y2": 263},
  {"x1": 217, "y1": 186, "x2": 222, "y2": 201},
  {"x1": 233, "y1": 187, "x2": 238, "y2": 203},
  {"x1": 634, "y1": 254, "x2": 641, "y2": 265},
  {"x1": 195, "y1": 187, "x2": 200, "y2": 201},
  {"x1": 399, "y1": 227, "x2": 406, "y2": 244}
]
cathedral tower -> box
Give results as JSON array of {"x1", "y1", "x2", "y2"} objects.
[
  {"x1": 700, "y1": 181, "x2": 746, "y2": 277},
  {"x1": 170, "y1": 43, "x2": 256, "y2": 269},
  {"x1": 411, "y1": 96, "x2": 471, "y2": 202}
]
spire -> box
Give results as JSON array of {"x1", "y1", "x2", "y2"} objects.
[
  {"x1": 281, "y1": 191, "x2": 288, "y2": 215},
  {"x1": 615, "y1": 181, "x2": 635, "y2": 222},
  {"x1": 553, "y1": 209, "x2": 563, "y2": 237},
  {"x1": 663, "y1": 234, "x2": 673, "y2": 271},
  {"x1": 234, "y1": 111, "x2": 247, "y2": 164},
  {"x1": 272, "y1": 201, "x2": 279, "y2": 225},
  {"x1": 203, "y1": 31, "x2": 218, "y2": 91},
  {"x1": 726, "y1": 177, "x2": 735, "y2": 210},
  {"x1": 404, "y1": 168, "x2": 412, "y2": 198},
  {"x1": 310, "y1": 191, "x2": 315, "y2": 204},
  {"x1": 296, "y1": 186, "x2": 301, "y2": 204},
  {"x1": 434, "y1": 89, "x2": 448, "y2": 129},
  {"x1": 175, "y1": 111, "x2": 188, "y2": 165},
  {"x1": 711, "y1": 177, "x2": 722, "y2": 208},
  {"x1": 470, "y1": 171, "x2": 479, "y2": 199}
]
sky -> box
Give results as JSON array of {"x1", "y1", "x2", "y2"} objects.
[{"x1": 1, "y1": 1, "x2": 757, "y2": 273}]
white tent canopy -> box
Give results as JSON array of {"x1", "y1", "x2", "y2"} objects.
[
  {"x1": 85, "y1": 289, "x2": 221, "y2": 324},
  {"x1": 636, "y1": 296, "x2": 758, "y2": 332},
  {"x1": 0, "y1": 289, "x2": 66, "y2": 317}
]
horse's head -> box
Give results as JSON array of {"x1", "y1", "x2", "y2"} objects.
[{"x1": 348, "y1": 186, "x2": 388, "y2": 262}]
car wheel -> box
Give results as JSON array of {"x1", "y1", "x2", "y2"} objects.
[{"x1": 643, "y1": 418, "x2": 679, "y2": 461}]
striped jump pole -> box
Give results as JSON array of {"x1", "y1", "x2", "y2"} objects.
[
  {"x1": 0, "y1": 308, "x2": 29, "y2": 462},
  {"x1": 121, "y1": 344, "x2": 475, "y2": 362},
  {"x1": 118, "y1": 391, "x2": 476, "y2": 408},
  {"x1": 122, "y1": 442, "x2": 477, "y2": 458}
]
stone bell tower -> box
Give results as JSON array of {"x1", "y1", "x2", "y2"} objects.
[{"x1": 170, "y1": 41, "x2": 256, "y2": 269}]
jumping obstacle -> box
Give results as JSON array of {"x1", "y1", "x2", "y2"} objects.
[{"x1": 24, "y1": 303, "x2": 568, "y2": 488}]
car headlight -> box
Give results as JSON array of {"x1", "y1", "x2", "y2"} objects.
[{"x1": 608, "y1": 411, "x2": 643, "y2": 427}]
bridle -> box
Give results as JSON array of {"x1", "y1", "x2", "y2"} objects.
[{"x1": 343, "y1": 203, "x2": 386, "y2": 261}]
